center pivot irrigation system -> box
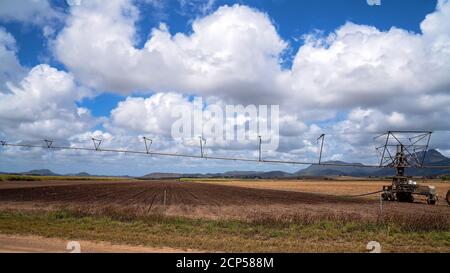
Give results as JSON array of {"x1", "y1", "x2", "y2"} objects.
[
  {"x1": 2, "y1": 130, "x2": 450, "y2": 205},
  {"x1": 374, "y1": 131, "x2": 438, "y2": 205}
]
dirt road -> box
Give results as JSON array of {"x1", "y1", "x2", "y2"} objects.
[{"x1": 0, "y1": 234, "x2": 195, "y2": 253}]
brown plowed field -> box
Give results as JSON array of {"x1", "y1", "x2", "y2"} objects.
[
  {"x1": 0, "y1": 181, "x2": 368, "y2": 205},
  {"x1": 0, "y1": 180, "x2": 448, "y2": 220}
]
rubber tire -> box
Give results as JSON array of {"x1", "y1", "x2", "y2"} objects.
[
  {"x1": 446, "y1": 190, "x2": 450, "y2": 206},
  {"x1": 397, "y1": 192, "x2": 413, "y2": 203},
  {"x1": 388, "y1": 193, "x2": 395, "y2": 201}
]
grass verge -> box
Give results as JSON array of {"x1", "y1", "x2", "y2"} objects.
[{"x1": 0, "y1": 208, "x2": 448, "y2": 253}]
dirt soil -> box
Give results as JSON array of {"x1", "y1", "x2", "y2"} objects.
[
  {"x1": 0, "y1": 179, "x2": 448, "y2": 220},
  {"x1": 198, "y1": 180, "x2": 450, "y2": 201},
  {"x1": 0, "y1": 234, "x2": 197, "y2": 253}
]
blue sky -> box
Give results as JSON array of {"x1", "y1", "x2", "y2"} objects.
[
  {"x1": 2, "y1": 0, "x2": 438, "y2": 119},
  {"x1": 1, "y1": 0, "x2": 449, "y2": 175},
  {"x1": 8, "y1": 1, "x2": 437, "y2": 66}
]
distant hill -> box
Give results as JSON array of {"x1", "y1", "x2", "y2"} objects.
[
  {"x1": 259, "y1": 171, "x2": 292, "y2": 179},
  {"x1": 141, "y1": 171, "x2": 264, "y2": 179},
  {"x1": 414, "y1": 149, "x2": 450, "y2": 166},
  {"x1": 75, "y1": 172, "x2": 91, "y2": 176},
  {"x1": 141, "y1": 171, "x2": 292, "y2": 179},
  {"x1": 295, "y1": 161, "x2": 378, "y2": 177},
  {"x1": 0, "y1": 169, "x2": 127, "y2": 178},
  {"x1": 65, "y1": 172, "x2": 92, "y2": 177},
  {"x1": 142, "y1": 173, "x2": 185, "y2": 179},
  {"x1": 22, "y1": 169, "x2": 59, "y2": 176},
  {"x1": 2, "y1": 149, "x2": 449, "y2": 179},
  {"x1": 296, "y1": 149, "x2": 450, "y2": 177},
  {"x1": 141, "y1": 150, "x2": 450, "y2": 179},
  {"x1": 222, "y1": 171, "x2": 260, "y2": 177},
  {"x1": 142, "y1": 171, "x2": 292, "y2": 179}
]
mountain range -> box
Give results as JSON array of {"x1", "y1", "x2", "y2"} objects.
[
  {"x1": 2, "y1": 149, "x2": 449, "y2": 179},
  {"x1": 0, "y1": 169, "x2": 111, "y2": 177},
  {"x1": 142, "y1": 149, "x2": 450, "y2": 179}
]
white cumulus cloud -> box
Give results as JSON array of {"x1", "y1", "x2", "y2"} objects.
[
  {"x1": 0, "y1": 0, "x2": 63, "y2": 26},
  {"x1": 55, "y1": 1, "x2": 287, "y2": 103},
  {"x1": 0, "y1": 64, "x2": 95, "y2": 140}
]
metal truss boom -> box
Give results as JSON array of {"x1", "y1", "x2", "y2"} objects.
[
  {"x1": 1, "y1": 141, "x2": 388, "y2": 169},
  {"x1": 2, "y1": 130, "x2": 449, "y2": 170}
]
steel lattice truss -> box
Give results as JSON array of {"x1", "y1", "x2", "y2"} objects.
[{"x1": 374, "y1": 131, "x2": 432, "y2": 168}]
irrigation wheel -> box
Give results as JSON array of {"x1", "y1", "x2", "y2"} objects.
[{"x1": 446, "y1": 189, "x2": 450, "y2": 206}]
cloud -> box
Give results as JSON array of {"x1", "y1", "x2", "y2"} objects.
[
  {"x1": 52, "y1": 0, "x2": 450, "y2": 162},
  {"x1": 0, "y1": 64, "x2": 95, "y2": 140},
  {"x1": 178, "y1": 0, "x2": 217, "y2": 16},
  {"x1": 54, "y1": 0, "x2": 450, "y2": 114},
  {"x1": 289, "y1": 20, "x2": 450, "y2": 110},
  {"x1": 286, "y1": 0, "x2": 450, "y2": 128},
  {"x1": 421, "y1": 0, "x2": 450, "y2": 46},
  {"x1": 108, "y1": 93, "x2": 192, "y2": 137},
  {"x1": 55, "y1": 1, "x2": 287, "y2": 103},
  {"x1": 0, "y1": 28, "x2": 27, "y2": 91},
  {"x1": 0, "y1": 0, "x2": 63, "y2": 26},
  {"x1": 106, "y1": 92, "x2": 313, "y2": 157},
  {"x1": 3, "y1": 0, "x2": 450, "y2": 173}
]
